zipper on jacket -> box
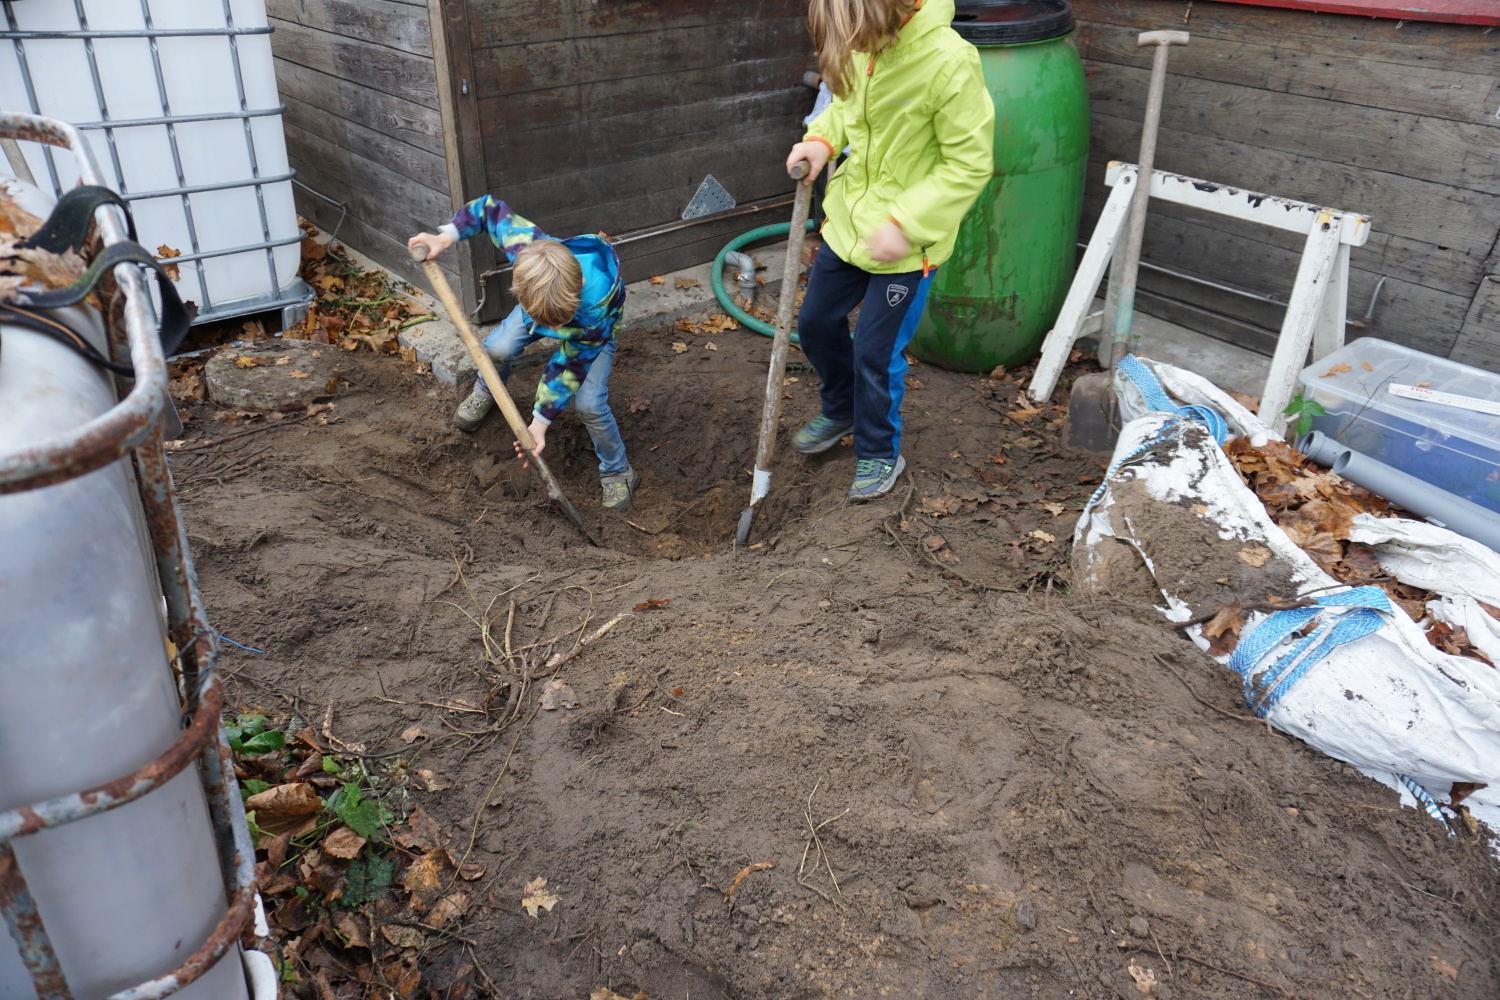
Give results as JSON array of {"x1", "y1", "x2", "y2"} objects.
[{"x1": 845, "y1": 50, "x2": 877, "y2": 241}]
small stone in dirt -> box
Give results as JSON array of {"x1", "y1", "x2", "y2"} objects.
[
  {"x1": 826, "y1": 705, "x2": 843, "y2": 718},
  {"x1": 1129, "y1": 915, "x2": 1149, "y2": 937},
  {"x1": 1015, "y1": 898, "x2": 1037, "y2": 929}
]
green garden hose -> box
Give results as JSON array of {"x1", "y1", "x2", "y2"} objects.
[{"x1": 711, "y1": 220, "x2": 817, "y2": 343}]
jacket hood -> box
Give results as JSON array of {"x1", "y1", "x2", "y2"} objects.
[{"x1": 898, "y1": 0, "x2": 955, "y2": 45}]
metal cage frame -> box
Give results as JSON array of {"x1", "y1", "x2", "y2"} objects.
[
  {"x1": 0, "y1": 0, "x2": 312, "y2": 328},
  {"x1": 0, "y1": 111, "x2": 256, "y2": 1000}
]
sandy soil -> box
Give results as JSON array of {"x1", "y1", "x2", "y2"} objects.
[{"x1": 175, "y1": 324, "x2": 1500, "y2": 1000}]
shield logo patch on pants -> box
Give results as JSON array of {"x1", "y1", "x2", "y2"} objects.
[{"x1": 886, "y1": 284, "x2": 910, "y2": 308}]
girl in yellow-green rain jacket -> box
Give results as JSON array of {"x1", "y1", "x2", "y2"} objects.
[{"x1": 787, "y1": 0, "x2": 994, "y2": 500}]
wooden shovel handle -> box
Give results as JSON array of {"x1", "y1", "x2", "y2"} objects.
[{"x1": 409, "y1": 242, "x2": 536, "y2": 450}]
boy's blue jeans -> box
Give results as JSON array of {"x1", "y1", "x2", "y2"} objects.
[{"x1": 473, "y1": 305, "x2": 629, "y2": 476}]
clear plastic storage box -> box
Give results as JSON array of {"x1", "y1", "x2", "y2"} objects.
[{"x1": 1298, "y1": 337, "x2": 1500, "y2": 513}]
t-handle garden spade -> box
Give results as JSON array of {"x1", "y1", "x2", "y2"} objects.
[
  {"x1": 409, "y1": 242, "x2": 598, "y2": 546},
  {"x1": 737, "y1": 159, "x2": 812, "y2": 547}
]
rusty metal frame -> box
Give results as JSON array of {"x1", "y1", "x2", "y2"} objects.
[{"x1": 0, "y1": 112, "x2": 256, "y2": 1000}]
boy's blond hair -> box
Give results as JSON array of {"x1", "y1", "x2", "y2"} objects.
[
  {"x1": 808, "y1": 0, "x2": 916, "y2": 97},
  {"x1": 511, "y1": 239, "x2": 582, "y2": 328}
]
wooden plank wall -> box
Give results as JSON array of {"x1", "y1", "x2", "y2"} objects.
[
  {"x1": 267, "y1": 0, "x2": 457, "y2": 294},
  {"x1": 1070, "y1": 0, "x2": 1500, "y2": 369},
  {"x1": 465, "y1": 0, "x2": 815, "y2": 288}
]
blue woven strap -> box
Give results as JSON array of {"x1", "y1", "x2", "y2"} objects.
[
  {"x1": 1227, "y1": 585, "x2": 1392, "y2": 718},
  {"x1": 1115, "y1": 354, "x2": 1229, "y2": 444}
]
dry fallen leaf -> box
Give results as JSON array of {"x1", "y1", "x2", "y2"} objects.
[
  {"x1": 674, "y1": 277, "x2": 700, "y2": 290},
  {"x1": 1128, "y1": 961, "x2": 1157, "y2": 994},
  {"x1": 1201, "y1": 600, "x2": 1245, "y2": 657},
  {"x1": 1041, "y1": 501, "x2": 1065, "y2": 516},
  {"x1": 415, "y1": 768, "x2": 450, "y2": 792},
  {"x1": 704, "y1": 341, "x2": 717, "y2": 351},
  {"x1": 782, "y1": 377, "x2": 799, "y2": 386},
  {"x1": 522, "y1": 876, "x2": 560, "y2": 918},
  {"x1": 322, "y1": 825, "x2": 366, "y2": 860},
  {"x1": 425, "y1": 891, "x2": 469, "y2": 929},
  {"x1": 1428, "y1": 955, "x2": 1459, "y2": 980},
  {"x1": 399, "y1": 724, "x2": 423, "y2": 744},
  {"x1": 1319, "y1": 362, "x2": 1352, "y2": 378},
  {"x1": 627, "y1": 396, "x2": 651, "y2": 413},
  {"x1": 380, "y1": 922, "x2": 427, "y2": 949},
  {"x1": 1237, "y1": 544, "x2": 1271, "y2": 567},
  {"x1": 634, "y1": 598, "x2": 671, "y2": 611},
  {"x1": 402, "y1": 848, "x2": 458, "y2": 912},
  {"x1": 649, "y1": 275, "x2": 665, "y2": 285},
  {"x1": 671, "y1": 342, "x2": 688, "y2": 354},
  {"x1": 244, "y1": 782, "x2": 323, "y2": 838},
  {"x1": 724, "y1": 860, "x2": 774, "y2": 901},
  {"x1": 288, "y1": 369, "x2": 310, "y2": 379},
  {"x1": 1029, "y1": 530, "x2": 1056, "y2": 544},
  {"x1": 274, "y1": 355, "x2": 291, "y2": 365},
  {"x1": 1361, "y1": 361, "x2": 1374, "y2": 371},
  {"x1": 539, "y1": 678, "x2": 579, "y2": 710},
  {"x1": 235, "y1": 356, "x2": 262, "y2": 369},
  {"x1": 156, "y1": 244, "x2": 181, "y2": 281},
  {"x1": 334, "y1": 910, "x2": 369, "y2": 948},
  {"x1": 394, "y1": 805, "x2": 444, "y2": 853}
]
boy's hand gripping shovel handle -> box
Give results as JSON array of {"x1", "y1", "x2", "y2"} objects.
[
  {"x1": 408, "y1": 243, "x2": 598, "y2": 546},
  {"x1": 737, "y1": 160, "x2": 812, "y2": 547}
]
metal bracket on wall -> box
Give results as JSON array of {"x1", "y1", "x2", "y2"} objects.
[{"x1": 681, "y1": 174, "x2": 736, "y2": 221}]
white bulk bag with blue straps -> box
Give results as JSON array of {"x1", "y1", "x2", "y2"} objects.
[{"x1": 1076, "y1": 357, "x2": 1500, "y2": 836}]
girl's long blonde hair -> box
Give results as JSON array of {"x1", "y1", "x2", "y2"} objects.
[{"x1": 808, "y1": 0, "x2": 917, "y2": 97}]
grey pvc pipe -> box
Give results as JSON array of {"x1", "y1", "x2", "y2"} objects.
[
  {"x1": 723, "y1": 250, "x2": 757, "y2": 307},
  {"x1": 1298, "y1": 430, "x2": 1500, "y2": 553}
]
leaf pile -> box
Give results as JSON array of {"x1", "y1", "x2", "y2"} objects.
[
  {"x1": 1224, "y1": 438, "x2": 1496, "y2": 664},
  {"x1": 285, "y1": 221, "x2": 433, "y2": 357},
  {"x1": 229, "y1": 712, "x2": 492, "y2": 1000}
]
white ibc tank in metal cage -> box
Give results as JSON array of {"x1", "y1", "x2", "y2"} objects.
[{"x1": 0, "y1": 0, "x2": 309, "y2": 325}]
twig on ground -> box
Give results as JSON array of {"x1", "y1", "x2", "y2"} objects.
[
  {"x1": 536, "y1": 613, "x2": 630, "y2": 675},
  {"x1": 173, "y1": 411, "x2": 317, "y2": 452},
  {"x1": 1176, "y1": 952, "x2": 1296, "y2": 999},
  {"x1": 375, "y1": 696, "x2": 485, "y2": 714},
  {"x1": 432, "y1": 544, "x2": 476, "y2": 600},
  {"x1": 1154, "y1": 654, "x2": 1260, "y2": 725}
]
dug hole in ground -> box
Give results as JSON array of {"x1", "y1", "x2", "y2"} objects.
[{"x1": 172, "y1": 244, "x2": 1500, "y2": 1000}]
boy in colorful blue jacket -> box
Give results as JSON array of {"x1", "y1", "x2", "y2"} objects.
[{"x1": 410, "y1": 197, "x2": 637, "y2": 511}]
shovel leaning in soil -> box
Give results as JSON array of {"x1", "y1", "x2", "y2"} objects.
[
  {"x1": 409, "y1": 242, "x2": 598, "y2": 546},
  {"x1": 737, "y1": 160, "x2": 812, "y2": 547}
]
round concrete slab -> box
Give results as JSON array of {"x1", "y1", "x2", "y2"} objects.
[{"x1": 205, "y1": 339, "x2": 340, "y2": 410}]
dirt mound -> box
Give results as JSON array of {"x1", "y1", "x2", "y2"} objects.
[{"x1": 173, "y1": 325, "x2": 1500, "y2": 1000}]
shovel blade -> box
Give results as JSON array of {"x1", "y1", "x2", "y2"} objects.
[{"x1": 736, "y1": 505, "x2": 754, "y2": 546}]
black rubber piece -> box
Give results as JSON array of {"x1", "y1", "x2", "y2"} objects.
[{"x1": 951, "y1": 0, "x2": 1074, "y2": 45}]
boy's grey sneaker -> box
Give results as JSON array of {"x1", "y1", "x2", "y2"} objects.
[
  {"x1": 793, "y1": 414, "x2": 854, "y2": 454},
  {"x1": 601, "y1": 465, "x2": 639, "y2": 512},
  {"x1": 453, "y1": 388, "x2": 494, "y2": 432},
  {"x1": 849, "y1": 455, "x2": 906, "y2": 501}
]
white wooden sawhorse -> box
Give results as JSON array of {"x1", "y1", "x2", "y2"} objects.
[{"x1": 1027, "y1": 161, "x2": 1372, "y2": 432}]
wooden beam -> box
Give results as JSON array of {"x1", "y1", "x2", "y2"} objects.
[
  {"x1": 1450, "y1": 276, "x2": 1500, "y2": 369},
  {"x1": 1075, "y1": 0, "x2": 1500, "y2": 68},
  {"x1": 1084, "y1": 60, "x2": 1500, "y2": 196},
  {"x1": 287, "y1": 139, "x2": 451, "y2": 248},
  {"x1": 266, "y1": 0, "x2": 433, "y2": 55},
  {"x1": 470, "y1": 16, "x2": 809, "y2": 97},
  {"x1": 1076, "y1": 17, "x2": 1500, "y2": 128},
  {"x1": 270, "y1": 17, "x2": 440, "y2": 108},
  {"x1": 467, "y1": 0, "x2": 805, "y2": 49},
  {"x1": 1210, "y1": 0, "x2": 1499, "y2": 27},
  {"x1": 282, "y1": 95, "x2": 448, "y2": 194},
  {"x1": 428, "y1": 0, "x2": 494, "y2": 318},
  {"x1": 273, "y1": 58, "x2": 445, "y2": 156}
]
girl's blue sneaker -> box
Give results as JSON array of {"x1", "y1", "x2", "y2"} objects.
[
  {"x1": 793, "y1": 414, "x2": 854, "y2": 454},
  {"x1": 849, "y1": 456, "x2": 905, "y2": 501}
]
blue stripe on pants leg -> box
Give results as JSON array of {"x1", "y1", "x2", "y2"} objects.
[
  {"x1": 883, "y1": 271, "x2": 932, "y2": 458},
  {"x1": 850, "y1": 268, "x2": 933, "y2": 458}
]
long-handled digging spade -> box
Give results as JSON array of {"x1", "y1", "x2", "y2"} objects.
[
  {"x1": 737, "y1": 159, "x2": 812, "y2": 547},
  {"x1": 1101, "y1": 29, "x2": 1189, "y2": 369},
  {"x1": 409, "y1": 242, "x2": 598, "y2": 546}
]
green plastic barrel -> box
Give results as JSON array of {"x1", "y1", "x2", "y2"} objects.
[{"x1": 910, "y1": 0, "x2": 1089, "y2": 372}]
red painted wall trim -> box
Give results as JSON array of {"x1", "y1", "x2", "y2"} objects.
[{"x1": 1215, "y1": 0, "x2": 1500, "y2": 25}]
